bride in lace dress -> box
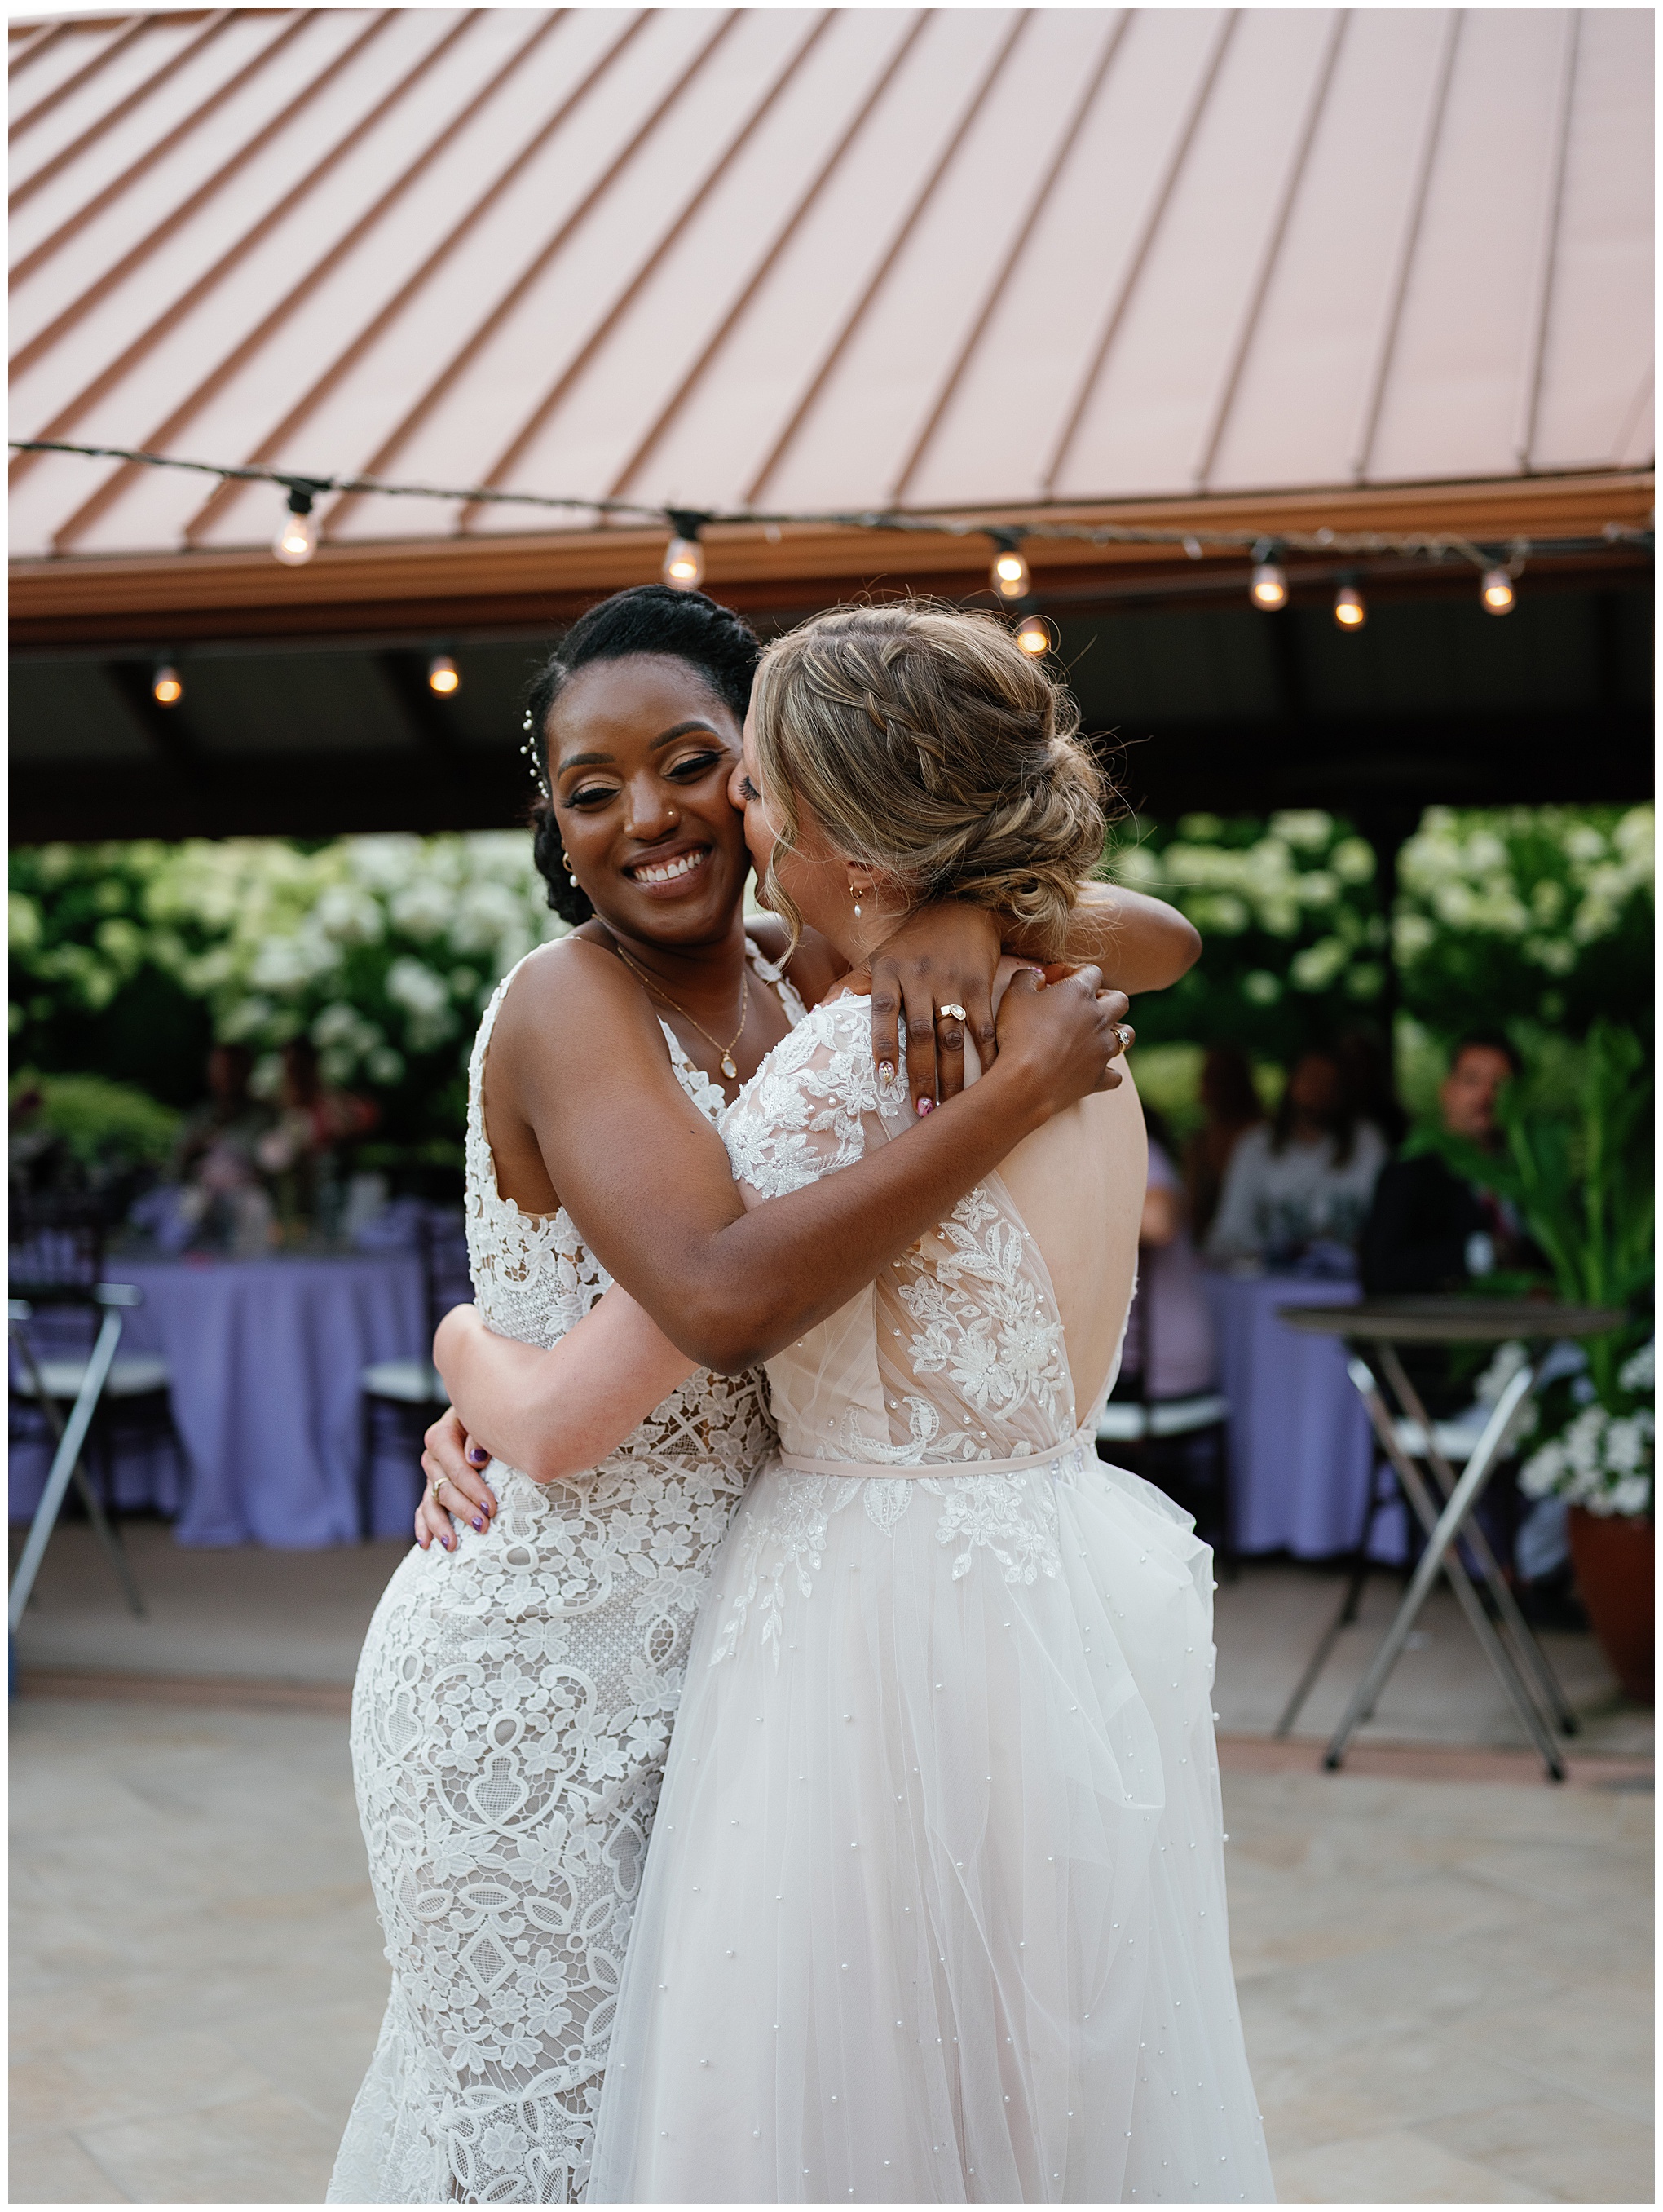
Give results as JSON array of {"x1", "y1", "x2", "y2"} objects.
[
  {"x1": 331, "y1": 589, "x2": 1173, "y2": 2205},
  {"x1": 437, "y1": 605, "x2": 1273, "y2": 2203}
]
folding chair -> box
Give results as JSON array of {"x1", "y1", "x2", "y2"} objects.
[
  {"x1": 1097, "y1": 1263, "x2": 1233, "y2": 1567},
  {"x1": 8, "y1": 1193, "x2": 163, "y2": 1629},
  {"x1": 359, "y1": 1205, "x2": 474, "y2": 1537}
]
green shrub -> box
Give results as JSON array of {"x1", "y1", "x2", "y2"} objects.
[{"x1": 9, "y1": 1068, "x2": 180, "y2": 1169}]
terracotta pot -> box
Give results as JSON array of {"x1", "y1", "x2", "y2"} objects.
[{"x1": 1567, "y1": 1507, "x2": 1654, "y2": 1704}]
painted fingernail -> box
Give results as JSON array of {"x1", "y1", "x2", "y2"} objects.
[
  {"x1": 878, "y1": 1062, "x2": 896, "y2": 1085},
  {"x1": 468, "y1": 1446, "x2": 488, "y2": 1465},
  {"x1": 472, "y1": 1517, "x2": 483, "y2": 1532},
  {"x1": 916, "y1": 1097, "x2": 933, "y2": 1117}
]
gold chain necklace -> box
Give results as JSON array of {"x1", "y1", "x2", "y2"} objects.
[{"x1": 612, "y1": 941, "x2": 750, "y2": 1080}]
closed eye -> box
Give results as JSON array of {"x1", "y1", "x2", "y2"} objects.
[
  {"x1": 668, "y1": 750, "x2": 725, "y2": 781},
  {"x1": 738, "y1": 775, "x2": 761, "y2": 803}
]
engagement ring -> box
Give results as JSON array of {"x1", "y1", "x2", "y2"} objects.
[{"x1": 937, "y1": 1003, "x2": 968, "y2": 1022}]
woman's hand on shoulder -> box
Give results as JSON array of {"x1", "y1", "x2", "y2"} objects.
[
  {"x1": 867, "y1": 902, "x2": 1004, "y2": 1115},
  {"x1": 991, "y1": 963, "x2": 1133, "y2": 1127}
]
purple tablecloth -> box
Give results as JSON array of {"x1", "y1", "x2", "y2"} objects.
[
  {"x1": 1203, "y1": 1269, "x2": 1406, "y2": 1561},
  {"x1": 9, "y1": 1252, "x2": 426, "y2": 1548}
]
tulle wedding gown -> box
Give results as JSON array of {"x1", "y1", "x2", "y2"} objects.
[
  {"x1": 589, "y1": 995, "x2": 1274, "y2": 2204},
  {"x1": 329, "y1": 943, "x2": 803, "y2": 2205}
]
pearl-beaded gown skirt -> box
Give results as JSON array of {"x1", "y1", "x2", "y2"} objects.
[{"x1": 587, "y1": 1446, "x2": 1273, "y2": 2204}]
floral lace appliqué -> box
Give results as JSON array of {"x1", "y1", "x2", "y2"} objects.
[{"x1": 331, "y1": 946, "x2": 792, "y2": 2206}]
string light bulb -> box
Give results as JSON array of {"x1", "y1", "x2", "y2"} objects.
[
  {"x1": 427, "y1": 654, "x2": 460, "y2": 695},
  {"x1": 1249, "y1": 541, "x2": 1287, "y2": 612},
  {"x1": 1333, "y1": 581, "x2": 1366, "y2": 629},
  {"x1": 1014, "y1": 612, "x2": 1053, "y2": 657},
  {"x1": 988, "y1": 531, "x2": 1030, "y2": 600},
  {"x1": 1480, "y1": 567, "x2": 1515, "y2": 616},
  {"x1": 663, "y1": 536, "x2": 704, "y2": 589},
  {"x1": 662, "y1": 510, "x2": 709, "y2": 591},
  {"x1": 273, "y1": 486, "x2": 318, "y2": 566},
  {"x1": 152, "y1": 664, "x2": 183, "y2": 706}
]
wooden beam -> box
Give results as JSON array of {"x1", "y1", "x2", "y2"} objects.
[{"x1": 8, "y1": 471, "x2": 1652, "y2": 649}]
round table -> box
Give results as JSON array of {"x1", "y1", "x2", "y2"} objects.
[
  {"x1": 1202, "y1": 1269, "x2": 1405, "y2": 1561},
  {"x1": 9, "y1": 1250, "x2": 425, "y2": 1548}
]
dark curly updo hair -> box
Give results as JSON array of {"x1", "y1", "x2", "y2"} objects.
[{"x1": 525, "y1": 585, "x2": 761, "y2": 925}]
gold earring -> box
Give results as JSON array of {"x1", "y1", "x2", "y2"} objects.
[
  {"x1": 853, "y1": 882, "x2": 866, "y2": 918},
  {"x1": 560, "y1": 848, "x2": 577, "y2": 888}
]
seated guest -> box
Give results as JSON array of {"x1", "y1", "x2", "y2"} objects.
[
  {"x1": 1182, "y1": 1044, "x2": 1265, "y2": 1244},
  {"x1": 1358, "y1": 1036, "x2": 1562, "y2": 1586},
  {"x1": 1121, "y1": 1108, "x2": 1216, "y2": 1399},
  {"x1": 170, "y1": 1042, "x2": 272, "y2": 1182},
  {"x1": 1359, "y1": 1036, "x2": 1527, "y2": 1294},
  {"x1": 256, "y1": 1039, "x2": 380, "y2": 1230},
  {"x1": 1206, "y1": 1045, "x2": 1387, "y2": 1265}
]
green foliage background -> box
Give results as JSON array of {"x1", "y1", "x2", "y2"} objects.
[{"x1": 10, "y1": 806, "x2": 1652, "y2": 1163}]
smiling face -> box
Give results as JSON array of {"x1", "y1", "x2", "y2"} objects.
[{"x1": 547, "y1": 654, "x2": 750, "y2": 948}]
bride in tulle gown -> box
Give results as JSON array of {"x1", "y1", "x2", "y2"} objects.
[{"x1": 437, "y1": 603, "x2": 1273, "y2": 2203}]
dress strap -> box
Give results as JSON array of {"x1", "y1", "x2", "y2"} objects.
[
  {"x1": 746, "y1": 935, "x2": 809, "y2": 1028},
  {"x1": 468, "y1": 947, "x2": 547, "y2": 1144},
  {"x1": 776, "y1": 1423, "x2": 1098, "y2": 1481}
]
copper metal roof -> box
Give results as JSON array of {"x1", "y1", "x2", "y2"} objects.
[{"x1": 9, "y1": 6, "x2": 1655, "y2": 565}]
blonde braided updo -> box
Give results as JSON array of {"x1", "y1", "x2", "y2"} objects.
[{"x1": 749, "y1": 602, "x2": 1109, "y2": 959}]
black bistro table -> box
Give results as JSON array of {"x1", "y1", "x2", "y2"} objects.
[{"x1": 1274, "y1": 1297, "x2": 1624, "y2": 1782}]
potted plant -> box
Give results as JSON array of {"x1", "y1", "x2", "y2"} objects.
[
  {"x1": 1518, "y1": 1340, "x2": 1653, "y2": 1698},
  {"x1": 1416, "y1": 1022, "x2": 1654, "y2": 1702}
]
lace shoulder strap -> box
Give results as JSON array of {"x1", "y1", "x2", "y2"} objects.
[{"x1": 467, "y1": 943, "x2": 559, "y2": 1146}]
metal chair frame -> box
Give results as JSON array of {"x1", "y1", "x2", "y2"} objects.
[{"x1": 9, "y1": 1287, "x2": 146, "y2": 1631}]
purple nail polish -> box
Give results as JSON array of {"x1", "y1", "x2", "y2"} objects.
[
  {"x1": 472, "y1": 1517, "x2": 483, "y2": 1532},
  {"x1": 916, "y1": 1097, "x2": 933, "y2": 1116}
]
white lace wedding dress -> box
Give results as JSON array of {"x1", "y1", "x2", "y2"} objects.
[
  {"x1": 328, "y1": 943, "x2": 802, "y2": 2205},
  {"x1": 589, "y1": 996, "x2": 1274, "y2": 2204}
]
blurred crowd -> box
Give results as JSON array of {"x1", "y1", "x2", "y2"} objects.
[{"x1": 1120, "y1": 1032, "x2": 1537, "y2": 1407}]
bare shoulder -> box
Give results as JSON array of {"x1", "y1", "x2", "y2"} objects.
[{"x1": 491, "y1": 934, "x2": 666, "y2": 1063}]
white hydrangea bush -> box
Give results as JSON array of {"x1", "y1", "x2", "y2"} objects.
[
  {"x1": 1114, "y1": 811, "x2": 1387, "y2": 1049},
  {"x1": 143, "y1": 833, "x2": 564, "y2": 1090},
  {"x1": 1393, "y1": 806, "x2": 1652, "y2": 1031}
]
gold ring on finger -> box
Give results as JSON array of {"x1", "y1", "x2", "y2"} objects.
[
  {"x1": 430, "y1": 1475, "x2": 450, "y2": 1499},
  {"x1": 1115, "y1": 1024, "x2": 1132, "y2": 1050},
  {"x1": 937, "y1": 1003, "x2": 968, "y2": 1023}
]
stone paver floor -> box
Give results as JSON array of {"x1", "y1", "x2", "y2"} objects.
[
  {"x1": 9, "y1": 1529, "x2": 1653, "y2": 2201},
  {"x1": 10, "y1": 1696, "x2": 1652, "y2": 2204}
]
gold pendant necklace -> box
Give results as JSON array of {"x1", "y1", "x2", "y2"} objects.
[{"x1": 613, "y1": 942, "x2": 750, "y2": 1080}]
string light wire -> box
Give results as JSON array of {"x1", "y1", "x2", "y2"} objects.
[{"x1": 9, "y1": 438, "x2": 1651, "y2": 589}]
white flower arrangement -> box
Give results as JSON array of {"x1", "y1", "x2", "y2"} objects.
[{"x1": 1519, "y1": 1339, "x2": 1655, "y2": 1521}]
